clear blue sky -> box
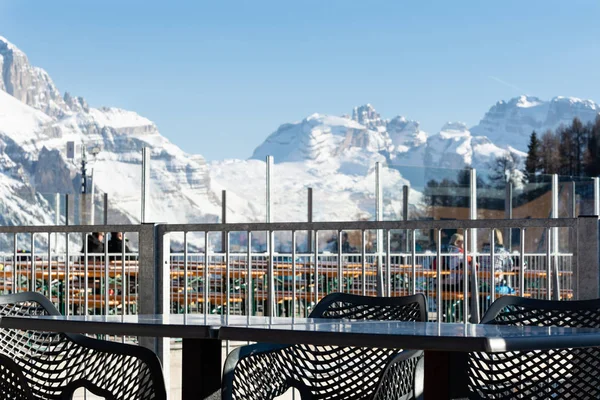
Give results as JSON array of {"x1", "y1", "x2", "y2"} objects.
[{"x1": 1, "y1": 0, "x2": 600, "y2": 160}]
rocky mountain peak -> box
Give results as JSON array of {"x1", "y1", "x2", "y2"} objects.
[
  {"x1": 351, "y1": 104, "x2": 386, "y2": 130},
  {"x1": 441, "y1": 122, "x2": 469, "y2": 134},
  {"x1": 63, "y1": 92, "x2": 89, "y2": 113},
  {"x1": 0, "y1": 36, "x2": 71, "y2": 117}
]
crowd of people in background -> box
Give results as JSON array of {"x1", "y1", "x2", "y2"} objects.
[{"x1": 80, "y1": 232, "x2": 131, "y2": 261}]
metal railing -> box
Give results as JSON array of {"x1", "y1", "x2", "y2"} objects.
[{"x1": 1, "y1": 216, "x2": 598, "y2": 372}]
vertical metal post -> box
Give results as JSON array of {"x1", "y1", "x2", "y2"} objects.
[
  {"x1": 403, "y1": 185, "x2": 410, "y2": 253},
  {"x1": 221, "y1": 190, "x2": 227, "y2": 252},
  {"x1": 337, "y1": 231, "x2": 343, "y2": 293},
  {"x1": 520, "y1": 229, "x2": 526, "y2": 296},
  {"x1": 546, "y1": 227, "x2": 552, "y2": 300},
  {"x1": 436, "y1": 229, "x2": 442, "y2": 323},
  {"x1": 266, "y1": 156, "x2": 273, "y2": 256},
  {"x1": 268, "y1": 230, "x2": 275, "y2": 319},
  {"x1": 386, "y1": 230, "x2": 391, "y2": 297},
  {"x1": 469, "y1": 169, "x2": 479, "y2": 322},
  {"x1": 594, "y1": 177, "x2": 600, "y2": 216},
  {"x1": 266, "y1": 156, "x2": 273, "y2": 223},
  {"x1": 291, "y1": 231, "x2": 297, "y2": 320},
  {"x1": 65, "y1": 194, "x2": 70, "y2": 226},
  {"x1": 54, "y1": 194, "x2": 60, "y2": 253},
  {"x1": 308, "y1": 187, "x2": 313, "y2": 253},
  {"x1": 141, "y1": 147, "x2": 151, "y2": 223},
  {"x1": 505, "y1": 182, "x2": 513, "y2": 251},
  {"x1": 246, "y1": 231, "x2": 253, "y2": 319},
  {"x1": 576, "y1": 216, "x2": 600, "y2": 300},
  {"x1": 138, "y1": 223, "x2": 170, "y2": 391},
  {"x1": 469, "y1": 168, "x2": 477, "y2": 250},
  {"x1": 551, "y1": 174, "x2": 559, "y2": 298},
  {"x1": 90, "y1": 168, "x2": 95, "y2": 224},
  {"x1": 571, "y1": 181, "x2": 576, "y2": 218},
  {"x1": 314, "y1": 232, "x2": 319, "y2": 306},
  {"x1": 103, "y1": 193, "x2": 108, "y2": 224},
  {"x1": 375, "y1": 162, "x2": 384, "y2": 296},
  {"x1": 55, "y1": 193, "x2": 60, "y2": 225},
  {"x1": 402, "y1": 185, "x2": 409, "y2": 221}
]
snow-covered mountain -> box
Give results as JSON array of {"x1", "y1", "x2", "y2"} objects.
[
  {"x1": 250, "y1": 105, "x2": 526, "y2": 173},
  {"x1": 470, "y1": 95, "x2": 600, "y2": 150},
  {"x1": 0, "y1": 35, "x2": 222, "y2": 231},
  {"x1": 2, "y1": 35, "x2": 600, "y2": 233}
]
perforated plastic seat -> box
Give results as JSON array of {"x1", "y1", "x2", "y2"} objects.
[
  {"x1": 0, "y1": 354, "x2": 34, "y2": 399},
  {"x1": 468, "y1": 296, "x2": 600, "y2": 399},
  {"x1": 0, "y1": 292, "x2": 167, "y2": 400},
  {"x1": 222, "y1": 292, "x2": 427, "y2": 400}
]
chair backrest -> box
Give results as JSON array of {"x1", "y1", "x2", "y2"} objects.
[
  {"x1": 309, "y1": 292, "x2": 427, "y2": 322},
  {"x1": 481, "y1": 295, "x2": 600, "y2": 327},
  {"x1": 469, "y1": 296, "x2": 600, "y2": 399},
  {"x1": 0, "y1": 292, "x2": 166, "y2": 400}
]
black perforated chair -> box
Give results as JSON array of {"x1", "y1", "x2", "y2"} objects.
[
  {"x1": 222, "y1": 292, "x2": 427, "y2": 400},
  {"x1": 0, "y1": 292, "x2": 167, "y2": 400},
  {"x1": 468, "y1": 296, "x2": 600, "y2": 399},
  {"x1": 0, "y1": 354, "x2": 35, "y2": 399}
]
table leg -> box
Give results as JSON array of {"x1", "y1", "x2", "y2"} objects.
[
  {"x1": 182, "y1": 338, "x2": 222, "y2": 400},
  {"x1": 424, "y1": 350, "x2": 468, "y2": 399}
]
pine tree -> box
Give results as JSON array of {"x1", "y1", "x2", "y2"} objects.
[
  {"x1": 571, "y1": 117, "x2": 587, "y2": 176},
  {"x1": 585, "y1": 115, "x2": 600, "y2": 176},
  {"x1": 540, "y1": 129, "x2": 560, "y2": 174},
  {"x1": 524, "y1": 131, "x2": 541, "y2": 179},
  {"x1": 559, "y1": 124, "x2": 576, "y2": 176}
]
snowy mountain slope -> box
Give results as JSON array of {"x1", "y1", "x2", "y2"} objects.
[
  {"x1": 470, "y1": 95, "x2": 600, "y2": 149},
  {"x1": 209, "y1": 158, "x2": 420, "y2": 223},
  {"x1": 0, "y1": 36, "x2": 221, "y2": 229}
]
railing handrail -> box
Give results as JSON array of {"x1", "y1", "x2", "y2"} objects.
[
  {"x1": 161, "y1": 217, "x2": 577, "y2": 233},
  {"x1": 0, "y1": 224, "x2": 144, "y2": 234}
]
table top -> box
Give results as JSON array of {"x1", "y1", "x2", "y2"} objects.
[
  {"x1": 3, "y1": 315, "x2": 600, "y2": 353},
  {"x1": 0, "y1": 314, "x2": 316, "y2": 338},
  {"x1": 219, "y1": 320, "x2": 600, "y2": 353}
]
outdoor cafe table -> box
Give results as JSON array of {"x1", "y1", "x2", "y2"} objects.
[
  {"x1": 4, "y1": 316, "x2": 600, "y2": 399},
  {"x1": 218, "y1": 320, "x2": 600, "y2": 399}
]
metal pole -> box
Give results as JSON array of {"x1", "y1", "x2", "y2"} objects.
[
  {"x1": 403, "y1": 185, "x2": 409, "y2": 252},
  {"x1": 65, "y1": 194, "x2": 70, "y2": 226},
  {"x1": 103, "y1": 193, "x2": 108, "y2": 224},
  {"x1": 551, "y1": 174, "x2": 559, "y2": 295},
  {"x1": 266, "y1": 156, "x2": 273, "y2": 223},
  {"x1": 308, "y1": 187, "x2": 313, "y2": 253},
  {"x1": 505, "y1": 182, "x2": 513, "y2": 251},
  {"x1": 266, "y1": 156, "x2": 273, "y2": 255},
  {"x1": 90, "y1": 168, "x2": 95, "y2": 225},
  {"x1": 138, "y1": 223, "x2": 170, "y2": 390},
  {"x1": 222, "y1": 190, "x2": 227, "y2": 252},
  {"x1": 469, "y1": 168, "x2": 479, "y2": 322},
  {"x1": 55, "y1": 193, "x2": 60, "y2": 226},
  {"x1": 571, "y1": 181, "x2": 576, "y2": 218},
  {"x1": 141, "y1": 147, "x2": 151, "y2": 223},
  {"x1": 375, "y1": 162, "x2": 384, "y2": 296},
  {"x1": 594, "y1": 177, "x2": 600, "y2": 216},
  {"x1": 576, "y1": 215, "x2": 600, "y2": 300}
]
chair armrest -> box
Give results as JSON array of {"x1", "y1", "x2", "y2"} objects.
[
  {"x1": 222, "y1": 343, "x2": 292, "y2": 400},
  {"x1": 60, "y1": 333, "x2": 167, "y2": 400},
  {"x1": 372, "y1": 350, "x2": 424, "y2": 400}
]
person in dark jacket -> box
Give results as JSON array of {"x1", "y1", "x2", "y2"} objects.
[
  {"x1": 80, "y1": 232, "x2": 104, "y2": 262},
  {"x1": 108, "y1": 232, "x2": 132, "y2": 261}
]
